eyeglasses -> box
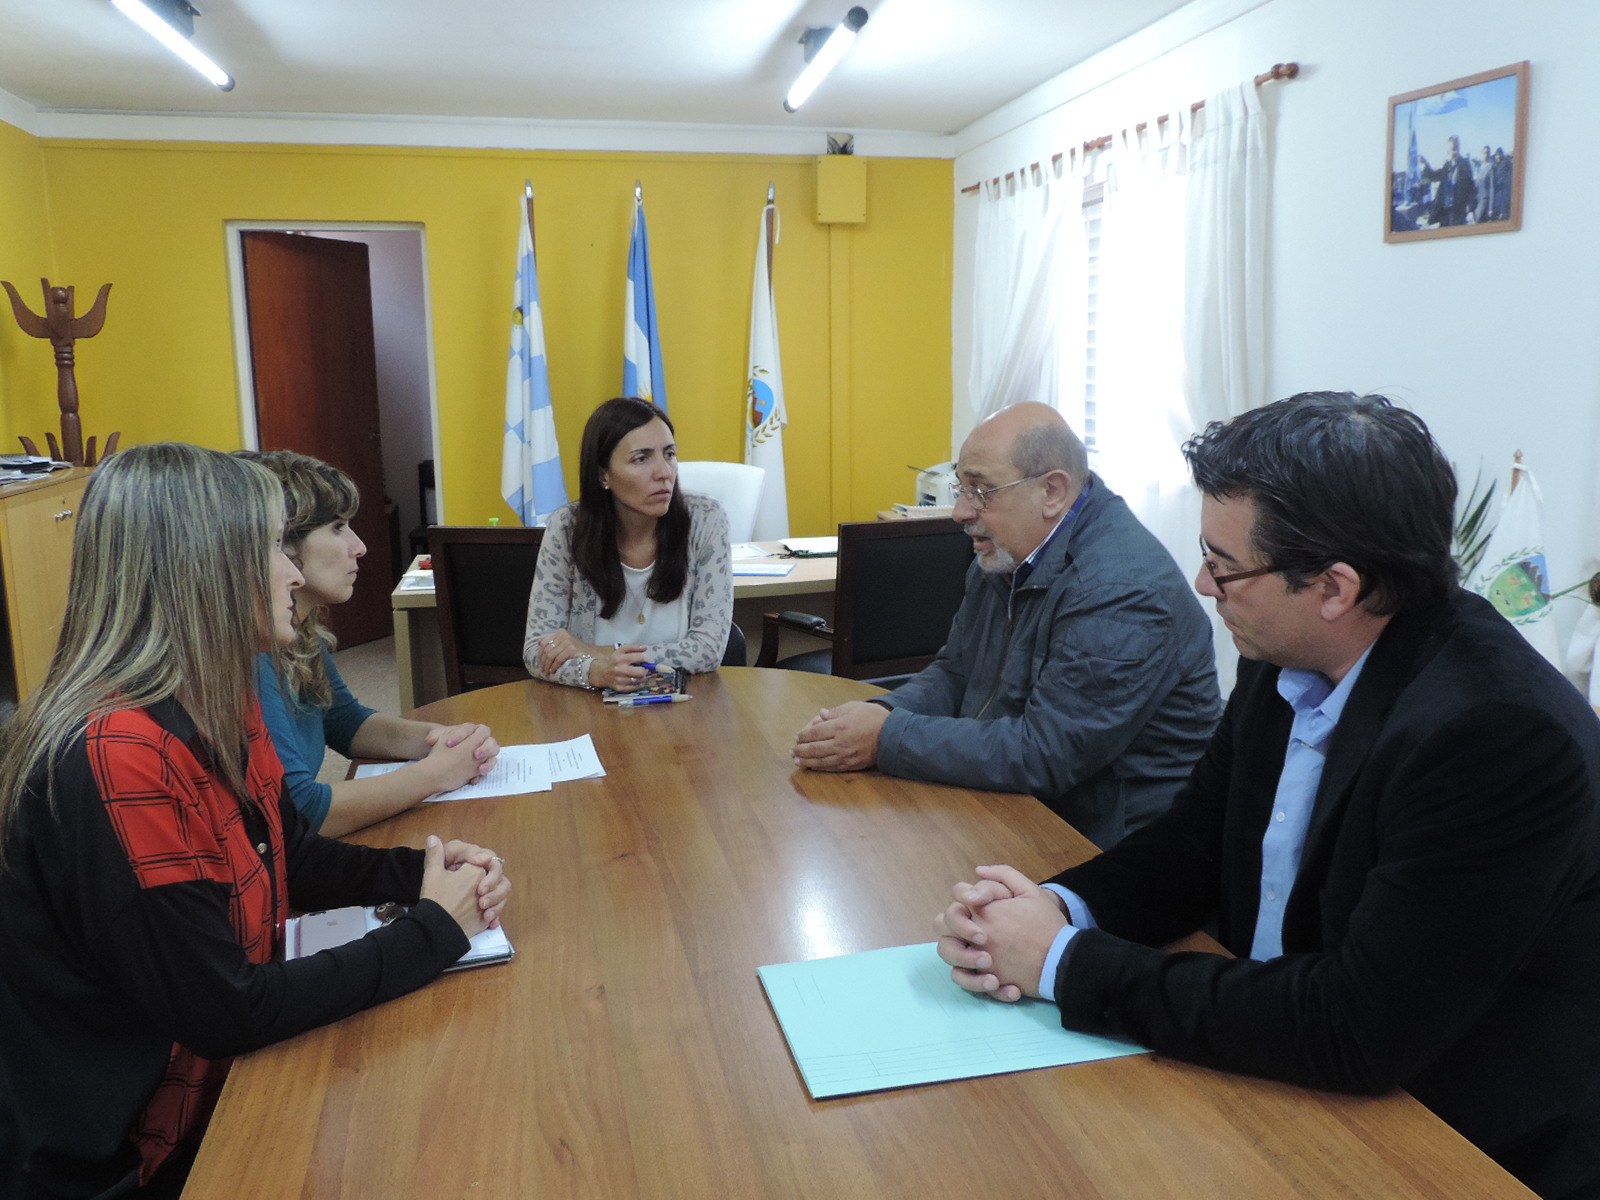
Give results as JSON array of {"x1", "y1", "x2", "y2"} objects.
[
  {"x1": 1199, "y1": 538, "x2": 1275, "y2": 596},
  {"x1": 952, "y1": 474, "x2": 1040, "y2": 511}
]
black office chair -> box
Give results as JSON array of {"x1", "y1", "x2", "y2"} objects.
[
  {"x1": 722, "y1": 621, "x2": 747, "y2": 667},
  {"x1": 428, "y1": 525, "x2": 544, "y2": 696},
  {"x1": 755, "y1": 519, "x2": 972, "y2": 687}
]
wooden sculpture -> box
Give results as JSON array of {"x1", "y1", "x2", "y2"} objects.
[{"x1": 2, "y1": 277, "x2": 120, "y2": 465}]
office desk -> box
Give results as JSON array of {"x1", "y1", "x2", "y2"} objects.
[
  {"x1": 185, "y1": 670, "x2": 1530, "y2": 1199},
  {"x1": 390, "y1": 545, "x2": 838, "y2": 710}
]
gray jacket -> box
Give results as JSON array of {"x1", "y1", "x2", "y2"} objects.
[{"x1": 876, "y1": 476, "x2": 1220, "y2": 847}]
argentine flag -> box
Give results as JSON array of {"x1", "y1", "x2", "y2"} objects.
[
  {"x1": 622, "y1": 193, "x2": 667, "y2": 410},
  {"x1": 745, "y1": 200, "x2": 789, "y2": 539},
  {"x1": 500, "y1": 189, "x2": 568, "y2": 526}
]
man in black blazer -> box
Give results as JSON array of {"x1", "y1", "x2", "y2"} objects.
[{"x1": 936, "y1": 393, "x2": 1600, "y2": 1200}]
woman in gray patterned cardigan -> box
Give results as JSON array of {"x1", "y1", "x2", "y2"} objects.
[{"x1": 523, "y1": 397, "x2": 733, "y2": 691}]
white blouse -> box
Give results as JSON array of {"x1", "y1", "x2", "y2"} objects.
[{"x1": 593, "y1": 560, "x2": 689, "y2": 648}]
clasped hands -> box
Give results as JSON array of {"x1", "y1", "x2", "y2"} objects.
[
  {"x1": 791, "y1": 700, "x2": 889, "y2": 772},
  {"x1": 423, "y1": 722, "x2": 498, "y2": 790},
  {"x1": 934, "y1": 864, "x2": 1071, "y2": 1003},
  {"x1": 419, "y1": 835, "x2": 512, "y2": 939}
]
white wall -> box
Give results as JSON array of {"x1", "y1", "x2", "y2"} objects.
[{"x1": 952, "y1": 0, "x2": 1600, "y2": 651}]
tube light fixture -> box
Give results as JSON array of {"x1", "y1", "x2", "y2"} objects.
[
  {"x1": 784, "y1": 7, "x2": 867, "y2": 113},
  {"x1": 111, "y1": 0, "x2": 234, "y2": 91}
]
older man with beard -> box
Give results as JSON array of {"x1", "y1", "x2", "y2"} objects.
[{"x1": 791, "y1": 401, "x2": 1219, "y2": 848}]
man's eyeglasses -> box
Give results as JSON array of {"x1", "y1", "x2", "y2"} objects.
[
  {"x1": 1199, "y1": 538, "x2": 1275, "y2": 596},
  {"x1": 952, "y1": 474, "x2": 1040, "y2": 511}
]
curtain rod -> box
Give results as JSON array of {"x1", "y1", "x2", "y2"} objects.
[{"x1": 959, "y1": 61, "x2": 1299, "y2": 196}]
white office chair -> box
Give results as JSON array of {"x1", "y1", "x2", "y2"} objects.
[{"x1": 676, "y1": 461, "x2": 765, "y2": 542}]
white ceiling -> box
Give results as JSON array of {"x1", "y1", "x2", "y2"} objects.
[{"x1": 0, "y1": 0, "x2": 1193, "y2": 136}]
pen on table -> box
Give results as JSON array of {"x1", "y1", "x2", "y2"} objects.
[{"x1": 615, "y1": 694, "x2": 692, "y2": 707}]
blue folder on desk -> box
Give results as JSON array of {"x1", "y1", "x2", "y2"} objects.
[{"x1": 758, "y1": 942, "x2": 1144, "y2": 1099}]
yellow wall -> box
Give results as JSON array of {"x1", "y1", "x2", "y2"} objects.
[
  {"x1": 6, "y1": 130, "x2": 951, "y2": 532},
  {"x1": 0, "y1": 120, "x2": 63, "y2": 446}
]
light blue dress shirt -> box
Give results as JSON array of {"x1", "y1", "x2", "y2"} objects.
[{"x1": 1035, "y1": 646, "x2": 1373, "y2": 1001}]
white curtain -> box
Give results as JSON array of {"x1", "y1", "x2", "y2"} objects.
[
  {"x1": 1183, "y1": 80, "x2": 1268, "y2": 432},
  {"x1": 1181, "y1": 81, "x2": 1270, "y2": 690},
  {"x1": 967, "y1": 160, "x2": 1086, "y2": 423},
  {"x1": 1091, "y1": 111, "x2": 1195, "y2": 568},
  {"x1": 960, "y1": 77, "x2": 1272, "y2": 691}
]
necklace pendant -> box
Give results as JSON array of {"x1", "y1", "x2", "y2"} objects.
[{"x1": 638, "y1": 612, "x2": 646, "y2": 625}]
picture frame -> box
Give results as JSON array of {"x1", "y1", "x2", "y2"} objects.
[{"x1": 1385, "y1": 61, "x2": 1528, "y2": 244}]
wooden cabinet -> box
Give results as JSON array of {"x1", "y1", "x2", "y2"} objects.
[{"x1": 0, "y1": 468, "x2": 91, "y2": 701}]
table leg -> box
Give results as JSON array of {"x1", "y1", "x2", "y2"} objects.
[{"x1": 393, "y1": 607, "x2": 421, "y2": 713}]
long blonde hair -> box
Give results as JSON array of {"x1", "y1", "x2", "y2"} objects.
[
  {"x1": 234, "y1": 450, "x2": 359, "y2": 709},
  {"x1": 0, "y1": 444, "x2": 284, "y2": 862}
]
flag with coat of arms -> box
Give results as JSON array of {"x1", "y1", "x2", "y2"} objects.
[
  {"x1": 622, "y1": 191, "x2": 667, "y2": 410},
  {"x1": 500, "y1": 187, "x2": 568, "y2": 526},
  {"x1": 1466, "y1": 455, "x2": 1562, "y2": 670},
  {"x1": 745, "y1": 198, "x2": 789, "y2": 540}
]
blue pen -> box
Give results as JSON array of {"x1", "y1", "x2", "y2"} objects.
[
  {"x1": 639, "y1": 662, "x2": 658, "y2": 672},
  {"x1": 616, "y1": 693, "x2": 692, "y2": 708}
]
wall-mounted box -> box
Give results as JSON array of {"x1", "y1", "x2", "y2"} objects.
[{"x1": 815, "y1": 155, "x2": 866, "y2": 224}]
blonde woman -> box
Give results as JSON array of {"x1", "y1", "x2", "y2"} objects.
[
  {"x1": 243, "y1": 451, "x2": 498, "y2": 837},
  {"x1": 0, "y1": 444, "x2": 509, "y2": 1198}
]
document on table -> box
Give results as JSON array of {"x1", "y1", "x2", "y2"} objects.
[
  {"x1": 781, "y1": 536, "x2": 838, "y2": 557},
  {"x1": 758, "y1": 942, "x2": 1144, "y2": 1099},
  {"x1": 286, "y1": 905, "x2": 513, "y2": 971},
  {"x1": 730, "y1": 542, "x2": 768, "y2": 560},
  {"x1": 733, "y1": 562, "x2": 794, "y2": 577},
  {"x1": 353, "y1": 734, "x2": 606, "y2": 802}
]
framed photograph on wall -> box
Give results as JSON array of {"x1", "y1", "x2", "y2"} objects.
[{"x1": 1386, "y1": 61, "x2": 1528, "y2": 243}]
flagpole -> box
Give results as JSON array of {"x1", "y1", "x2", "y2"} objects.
[
  {"x1": 746, "y1": 185, "x2": 789, "y2": 539},
  {"x1": 524, "y1": 179, "x2": 536, "y2": 267},
  {"x1": 765, "y1": 181, "x2": 776, "y2": 265}
]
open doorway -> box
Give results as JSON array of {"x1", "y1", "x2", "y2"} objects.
[{"x1": 226, "y1": 222, "x2": 442, "y2": 649}]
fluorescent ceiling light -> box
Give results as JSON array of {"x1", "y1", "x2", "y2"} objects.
[
  {"x1": 784, "y1": 7, "x2": 868, "y2": 113},
  {"x1": 112, "y1": 0, "x2": 234, "y2": 91}
]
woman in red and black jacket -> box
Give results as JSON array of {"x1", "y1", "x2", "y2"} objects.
[{"x1": 0, "y1": 444, "x2": 511, "y2": 1199}]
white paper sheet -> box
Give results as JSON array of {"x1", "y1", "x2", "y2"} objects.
[
  {"x1": 544, "y1": 733, "x2": 607, "y2": 782},
  {"x1": 352, "y1": 735, "x2": 604, "y2": 801}
]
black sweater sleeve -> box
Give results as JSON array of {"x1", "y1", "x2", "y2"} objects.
[{"x1": 84, "y1": 792, "x2": 466, "y2": 1062}]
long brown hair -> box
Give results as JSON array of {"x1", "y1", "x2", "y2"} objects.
[
  {"x1": 571, "y1": 397, "x2": 690, "y2": 619},
  {"x1": 0, "y1": 445, "x2": 283, "y2": 863},
  {"x1": 234, "y1": 450, "x2": 359, "y2": 708}
]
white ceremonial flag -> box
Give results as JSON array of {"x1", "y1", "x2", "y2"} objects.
[
  {"x1": 744, "y1": 199, "x2": 789, "y2": 540},
  {"x1": 500, "y1": 189, "x2": 567, "y2": 525},
  {"x1": 1466, "y1": 456, "x2": 1563, "y2": 670}
]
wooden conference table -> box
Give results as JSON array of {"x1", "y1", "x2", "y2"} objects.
[
  {"x1": 185, "y1": 670, "x2": 1532, "y2": 1199},
  {"x1": 391, "y1": 543, "x2": 838, "y2": 710}
]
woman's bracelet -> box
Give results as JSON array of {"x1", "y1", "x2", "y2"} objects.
[{"x1": 572, "y1": 654, "x2": 595, "y2": 689}]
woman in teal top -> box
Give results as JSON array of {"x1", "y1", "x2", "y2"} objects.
[{"x1": 245, "y1": 451, "x2": 499, "y2": 836}]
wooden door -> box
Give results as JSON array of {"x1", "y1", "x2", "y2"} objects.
[{"x1": 242, "y1": 231, "x2": 393, "y2": 648}]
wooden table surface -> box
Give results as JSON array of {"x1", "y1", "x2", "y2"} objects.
[{"x1": 184, "y1": 669, "x2": 1532, "y2": 1199}]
